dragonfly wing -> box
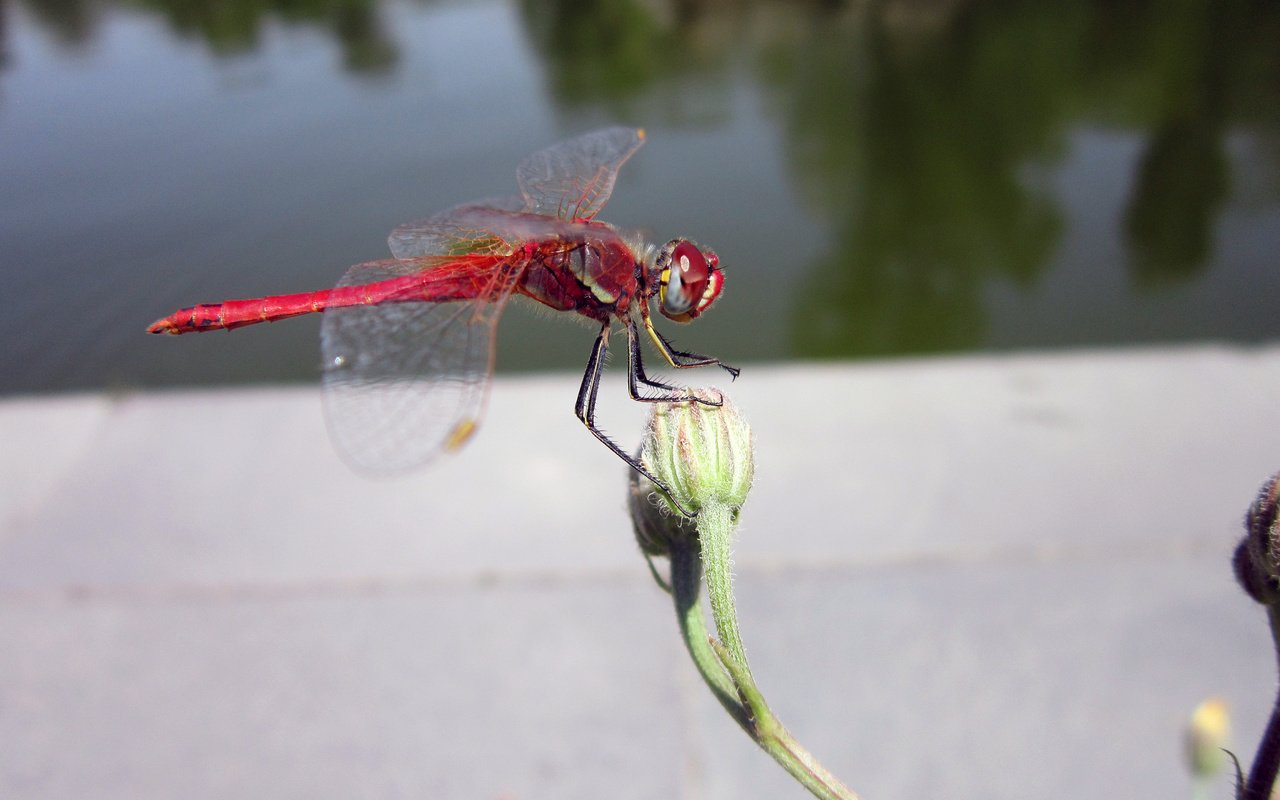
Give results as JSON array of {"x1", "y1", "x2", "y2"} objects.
[
  {"x1": 517, "y1": 127, "x2": 646, "y2": 221},
  {"x1": 320, "y1": 257, "x2": 520, "y2": 475},
  {"x1": 391, "y1": 204, "x2": 628, "y2": 267},
  {"x1": 388, "y1": 196, "x2": 525, "y2": 259}
]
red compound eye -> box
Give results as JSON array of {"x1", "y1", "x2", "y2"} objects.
[{"x1": 659, "y1": 240, "x2": 723, "y2": 322}]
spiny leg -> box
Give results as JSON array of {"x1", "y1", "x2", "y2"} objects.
[
  {"x1": 633, "y1": 313, "x2": 738, "y2": 409},
  {"x1": 575, "y1": 323, "x2": 697, "y2": 518},
  {"x1": 626, "y1": 320, "x2": 688, "y2": 400},
  {"x1": 651, "y1": 327, "x2": 740, "y2": 380},
  {"x1": 640, "y1": 307, "x2": 739, "y2": 382}
]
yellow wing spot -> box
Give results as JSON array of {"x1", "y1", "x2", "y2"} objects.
[{"x1": 445, "y1": 418, "x2": 478, "y2": 452}]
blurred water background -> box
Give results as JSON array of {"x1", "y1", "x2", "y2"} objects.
[{"x1": 1, "y1": 0, "x2": 1277, "y2": 395}]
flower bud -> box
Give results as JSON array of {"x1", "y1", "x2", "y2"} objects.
[
  {"x1": 1184, "y1": 697, "x2": 1230, "y2": 779},
  {"x1": 640, "y1": 390, "x2": 754, "y2": 519},
  {"x1": 629, "y1": 464, "x2": 691, "y2": 557},
  {"x1": 1234, "y1": 471, "x2": 1280, "y2": 605}
]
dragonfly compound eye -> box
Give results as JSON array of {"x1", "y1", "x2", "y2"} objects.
[{"x1": 658, "y1": 239, "x2": 724, "y2": 322}]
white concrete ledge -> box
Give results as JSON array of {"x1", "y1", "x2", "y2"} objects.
[{"x1": 2, "y1": 344, "x2": 1277, "y2": 799}]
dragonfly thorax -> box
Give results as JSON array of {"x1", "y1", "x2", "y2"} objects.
[
  {"x1": 653, "y1": 239, "x2": 725, "y2": 323},
  {"x1": 518, "y1": 231, "x2": 640, "y2": 322}
]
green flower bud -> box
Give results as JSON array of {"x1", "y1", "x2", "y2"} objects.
[
  {"x1": 1235, "y1": 471, "x2": 1280, "y2": 606},
  {"x1": 639, "y1": 390, "x2": 754, "y2": 518}
]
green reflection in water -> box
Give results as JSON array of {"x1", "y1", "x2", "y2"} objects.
[
  {"x1": 16, "y1": 0, "x2": 98, "y2": 47},
  {"x1": 4, "y1": 0, "x2": 1278, "y2": 389},
  {"x1": 518, "y1": 0, "x2": 666, "y2": 103},
  {"x1": 767, "y1": 5, "x2": 1066, "y2": 357},
  {"x1": 10, "y1": 0, "x2": 401, "y2": 70},
  {"x1": 1118, "y1": 0, "x2": 1251, "y2": 286},
  {"x1": 129, "y1": 0, "x2": 399, "y2": 70},
  {"x1": 515, "y1": 0, "x2": 734, "y2": 121},
  {"x1": 755, "y1": 0, "x2": 1278, "y2": 359}
]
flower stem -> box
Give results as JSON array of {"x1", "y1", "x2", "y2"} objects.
[
  {"x1": 1244, "y1": 605, "x2": 1280, "y2": 799},
  {"x1": 670, "y1": 537, "x2": 754, "y2": 735},
  {"x1": 707, "y1": 628, "x2": 861, "y2": 800},
  {"x1": 698, "y1": 501, "x2": 751, "y2": 674},
  {"x1": 667, "y1": 499, "x2": 861, "y2": 800}
]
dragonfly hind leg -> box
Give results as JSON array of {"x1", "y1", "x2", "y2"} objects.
[{"x1": 575, "y1": 323, "x2": 698, "y2": 518}]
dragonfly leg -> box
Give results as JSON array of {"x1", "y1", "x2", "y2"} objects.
[
  {"x1": 641, "y1": 311, "x2": 740, "y2": 380},
  {"x1": 634, "y1": 314, "x2": 738, "y2": 410},
  {"x1": 656, "y1": 328, "x2": 740, "y2": 379},
  {"x1": 626, "y1": 321, "x2": 688, "y2": 400},
  {"x1": 576, "y1": 323, "x2": 698, "y2": 518}
]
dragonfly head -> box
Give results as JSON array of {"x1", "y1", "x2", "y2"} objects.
[{"x1": 654, "y1": 239, "x2": 724, "y2": 323}]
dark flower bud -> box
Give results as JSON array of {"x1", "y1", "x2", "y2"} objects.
[
  {"x1": 629, "y1": 465, "x2": 690, "y2": 558},
  {"x1": 1234, "y1": 471, "x2": 1280, "y2": 605}
]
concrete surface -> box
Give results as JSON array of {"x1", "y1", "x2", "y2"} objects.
[{"x1": 2, "y1": 344, "x2": 1278, "y2": 799}]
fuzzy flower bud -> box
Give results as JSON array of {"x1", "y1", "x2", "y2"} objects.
[
  {"x1": 639, "y1": 390, "x2": 754, "y2": 519},
  {"x1": 1234, "y1": 471, "x2": 1280, "y2": 605}
]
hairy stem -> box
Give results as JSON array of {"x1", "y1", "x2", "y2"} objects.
[
  {"x1": 674, "y1": 499, "x2": 860, "y2": 800},
  {"x1": 670, "y1": 538, "x2": 754, "y2": 734},
  {"x1": 698, "y1": 501, "x2": 750, "y2": 674},
  {"x1": 1244, "y1": 605, "x2": 1280, "y2": 800}
]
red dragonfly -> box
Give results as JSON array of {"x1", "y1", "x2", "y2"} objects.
[{"x1": 148, "y1": 127, "x2": 737, "y2": 514}]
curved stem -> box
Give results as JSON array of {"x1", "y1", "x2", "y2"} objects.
[
  {"x1": 708, "y1": 638, "x2": 861, "y2": 800},
  {"x1": 680, "y1": 499, "x2": 861, "y2": 800},
  {"x1": 670, "y1": 538, "x2": 754, "y2": 734},
  {"x1": 1244, "y1": 606, "x2": 1280, "y2": 799}
]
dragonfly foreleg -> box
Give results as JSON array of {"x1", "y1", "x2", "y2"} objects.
[
  {"x1": 576, "y1": 323, "x2": 697, "y2": 518},
  {"x1": 641, "y1": 314, "x2": 740, "y2": 381}
]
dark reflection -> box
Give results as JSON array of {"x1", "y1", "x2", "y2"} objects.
[
  {"x1": 768, "y1": 4, "x2": 1066, "y2": 357},
  {"x1": 10, "y1": 0, "x2": 397, "y2": 70},
  {"x1": 18, "y1": 0, "x2": 99, "y2": 47},
  {"x1": 518, "y1": 0, "x2": 664, "y2": 102},
  {"x1": 1119, "y1": 0, "x2": 1248, "y2": 286},
  {"x1": 515, "y1": 0, "x2": 732, "y2": 114},
  {"x1": 131, "y1": 0, "x2": 399, "y2": 69},
  {"x1": 755, "y1": 0, "x2": 1279, "y2": 359},
  {"x1": 133, "y1": 0, "x2": 264, "y2": 54},
  {"x1": 1126, "y1": 119, "x2": 1227, "y2": 285},
  {"x1": 330, "y1": 0, "x2": 396, "y2": 73}
]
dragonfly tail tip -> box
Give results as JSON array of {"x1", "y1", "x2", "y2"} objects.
[{"x1": 146, "y1": 317, "x2": 179, "y2": 335}]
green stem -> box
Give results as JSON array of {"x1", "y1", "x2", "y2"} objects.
[
  {"x1": 670, "y1": 537, "x2": 753, "y2": 735},
  {"x1": 709, "y1": 638, "x2": 861, "y2": 800},
  {"x1": 672, "y1": 499, "x2": 861, "y2": 800},
  {"x1": 698, "y1": 501, "x2": 751, "y2": 673}
]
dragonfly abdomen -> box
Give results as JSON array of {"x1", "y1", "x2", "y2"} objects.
[
  {"x1": 146, "y1": 293, "x2": 331, "y2": 334},
  {"x1": 147, "y1": 258, "x2": 508, "y2": 335}
]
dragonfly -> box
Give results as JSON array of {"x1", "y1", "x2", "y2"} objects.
[{"x1": 148, "y1": 127, "x2": 738, "y2": 515}]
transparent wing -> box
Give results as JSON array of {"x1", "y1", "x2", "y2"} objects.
[
  {"x1": 322, "y1": 213, "x2": 523, "y2": 475},
  {"x1": 422, "y1": 204, "x2": 621, "y2": 248},
  {"x1": 388, "y1": 196, "x2": 525, "y2": 259},
  {"x1": 516, "y1": 127, "x2": 646, "y2": 221}
]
